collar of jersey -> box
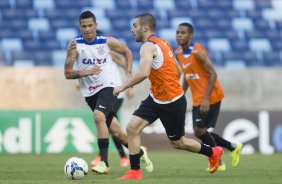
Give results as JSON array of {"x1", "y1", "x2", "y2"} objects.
[
  {"x1": 148, "y1": 33, "x2": 158, "y2": 39},
  {"x1": 76, "y1": 34, "x2": 106, "y2": 45},
  {"x1": 183, "y1": 42, "x2": 195, "y2": 55}
]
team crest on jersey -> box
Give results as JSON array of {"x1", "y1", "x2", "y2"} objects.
[{"x1": 96, "y1": 45, "x2": 106, "y2": 55}]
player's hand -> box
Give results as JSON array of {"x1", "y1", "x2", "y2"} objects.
[
  {"x1": 67, "y1": 40, "x2": 77, "y2": 56},
  {"x1": 87, "y1": 65, "x2": 102, "y2": 76},
  {"x1": 126, "y1": 87, "x2": 135, "y2": 99},
  {"x1": 200, "y1": 99, "x2": 210, "y2": 114},
  {"x1": 113, "y1": 85, "x2": 124, "y2": 96}
]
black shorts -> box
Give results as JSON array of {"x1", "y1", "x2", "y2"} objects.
[
  {"x1": 192, "y1": 101, "x2": 221, "y2": 129},
  {"x1": 112, "y1": 98, "x2": 123, "y2": 118},
  {"x1": 133, "y1": 95, "x2": 187, "y2": 141},
  {"x1": 85, "y1": 87, "x2": 117, "y2": 127}
]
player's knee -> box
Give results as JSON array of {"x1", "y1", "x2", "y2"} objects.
[
  {"x1": 112, "y1": 131, "x2": 122, "y2": 141},
  {"x1": 94, "y1": 111, "x2": 105, "y2": 124},
  {"x1": 111, "y1": 131, "x2": 119, "y2": 139},
  {"x1": 126, "y1": 124, "x2": 138, "y2": 136},
  {"x1": 169, "y1": 139, "x2": 182, "y2": 149},
  {"x1": 113, "y1": 131, "x2": 127, "y2": 145}
]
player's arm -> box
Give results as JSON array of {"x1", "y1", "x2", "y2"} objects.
[
  {"x1": 113, "y1": 42, "x2": 154, "y2": 95},
  {"x1": 110, "y1": 50, "x2": 135, "y2": 99},
  {"x1": 174, "y1": 53, "x2": 189, "y2": 93},
  {"x1": 110, "y1": 51, "x2": 126, "y2": 69},
  {"x1": 107, "y1": 37, "x2": 132, "y2": 77},
  {"x1": 126, "y1": 87, "x2": 135, "y2": 99},
  {"x1": 182, "y1": 76, "x2": 189, "y2": 93},
  {"x1": 197, "y1": 50, "x2": 217, "y2": 113},
  {"x1": 174, "y1": 54, "x2": 183, "y2": 78},
  {"x1": 64, "y1": 40, "x2": 101, "y2": 79}
]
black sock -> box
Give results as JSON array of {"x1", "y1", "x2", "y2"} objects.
[
  {"x1": 98, "y1": 138, "x2": 109, "y2": 167},
  {"x1": 129, "y1": 154, "x2": 141, "y2": 170},
  {"x1": 199, "y1": 132, "x2": 216, "y2": 147},
  {"x1": 139, "y1": 147, "x2": 144, "y2": 156},
  {"x1": 123, "y1": 143, "x2": 128, "y2": 148},
  {"x1": 199, "y1": 144, "x2": 213, "y2": 157},
  {"x1": 210, "y1": 132, "x2": 235, "y2": 151},
  {"x1": 112, "y1": 137, "x2": 126, "y2": 158}
]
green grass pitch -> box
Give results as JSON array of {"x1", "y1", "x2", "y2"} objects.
[{"x1": 0, "y1": 151, "x2": 281, "y2": 184}]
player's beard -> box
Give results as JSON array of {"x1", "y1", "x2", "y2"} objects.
[{"x1": 134, "y1": 32, "x2": 143, "y2": 42}]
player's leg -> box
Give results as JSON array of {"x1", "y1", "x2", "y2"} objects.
[
  {"x1": 90, "y1": 87, "x2": 117, "y2": 174},
  {"x1": 106, "y1": 116, "x2": 130, "y2": 167},
  {"x1": 112, "y1": 117, "x2": 130, "y2": 167},
  {"x1": 112, "y1": 134, "x2": 126, "y2": 157},
  {"x1": 169, "y1": 136, "x2": 223, "y2": 173},
  {"x1": 111, "y1": 135, "x2": 130, "y2": 167},
  {"x1": 119, "y1": 115, "x2": 150, "y2": 179},
  {"x1": 109, "y1": 116, "x2": 128, "y2": 145},
  {"x1": 192, "y1": 101, "x2": 226, "y2": 171},
  {"x1": 111, "y1": 98, "x2": 130, "y2": 167},
  {"x1": 205, "y1": 101, "x2": 233, "y2": 150},
  {"x1": 159, "y1": 95, "x2": 223, "y2": 174},
  {"x1": 119, "y1": 96, "x2": 157, "y2": 179},
  {"x1": 85, "y1": 92, "x2": 105, "y2": 168},
  {"x1": 207, "y1": 101, "x2": 243, "y2": 168},
  {"x1": 192, "y1": 105, "x2": 216, "y2": 147},
  {"x1": 210, "y1": 132, "x2": 243, "y2": 167},
  {"x1": 93, "y1": 110, "x2": 109, "y2": 169},
  {"x1": 109, "y1": 114, "x2": 152, "y2": 172}
]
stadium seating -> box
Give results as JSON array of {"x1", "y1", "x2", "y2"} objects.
[
  {"x1": 13, "y1": 59, "x2": 35, "y2": 68},
  {"x1": 56, "y1": 28, "x2": 78, "y2": 48},
  {"x1": 28, "y1": 18, "x2": 50, "y2": 39},
  {"x1": 0, "y1": 0, "x2": 281, "y2": 67},
  {"x1": 33, "y1": 0, "x2": 54, "y2": 10}
]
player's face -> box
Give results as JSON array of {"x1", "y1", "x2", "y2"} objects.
[
  {"x1": 176, "y1": 25, "x2": 191, "y2": 46},
  {"x1": 80, "y1": 18, "x2": 97, "y2": 42},
  {"x1": 131, "y1": 18, "x2": 143, "y2": 42}
]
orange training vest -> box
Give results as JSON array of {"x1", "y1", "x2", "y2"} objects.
[
  {"x1": 175, "y1": 42, "x2": 224, "y2": 106},
  {"x1": 148, "y1": 36, "x2": 184, "y2": 101}
]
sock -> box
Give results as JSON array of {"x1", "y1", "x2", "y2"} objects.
[
  {"x1": 199, "y1": 132, "x2": 216, "y2": 147},
  {"x1": 98, "y1": 138, "x2": 109, "y2": 167},
  {"x1": 112, "y1": 136, "x2": 126, "y2": 158},
  {"x1": 199, "y1": 144, "x2": 213, "y2": 157},
  {"x1": 139, "y1": 147, "x2": 144, "y2": 156},
  {"x1": 129, "y1": 154, "x2": 141, "y2": 170},
  {"x1": 123, "y1": 143, "x2": 128, "y2": 148},
  {"x1": 210, "y1": 132, "x2": 235, "y2": 151}
]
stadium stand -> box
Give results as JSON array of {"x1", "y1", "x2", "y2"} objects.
[{"x1": 0, "y1": 0, "x2": 281, "y2": 67}]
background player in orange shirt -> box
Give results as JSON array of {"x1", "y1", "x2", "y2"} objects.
[
  {"x1": 175, "y1": 22, "x2": 243, "y2": 171},
  {"x1": 114, "y1": 13, "x2": 223, "y2": 180}
]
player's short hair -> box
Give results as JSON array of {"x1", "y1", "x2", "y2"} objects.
[
  {"x1": 96, "y1": 30, "x2": 103, "y2": 34},
  {"x1": 135, "y1": 13, "x2": 156, "y2": 31},
  {"x1": 179, "y1": 22, "x2": 194, "y2": 33},
  {"x1": 79, "y1": 10, "x2": 96, "y2": 23}
]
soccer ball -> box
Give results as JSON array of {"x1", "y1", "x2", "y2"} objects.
[{"x1": 64, "y1": 157, "x2": 88, "y2": 180}]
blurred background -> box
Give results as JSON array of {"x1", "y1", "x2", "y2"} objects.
[
  {"x1": 0, "y1": 0, "x2": 281, "y2": 67},
  {"x1": 0, "y1": 0, "x2": 281, "y2": 155}
]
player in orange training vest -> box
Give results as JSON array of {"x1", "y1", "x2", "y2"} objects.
[
  {"x1": 175, "y1": 22, "x2": 243, "y2": 171},
  {"x1": 114, "y1": 13, "x2": 223, "y2": 180}
]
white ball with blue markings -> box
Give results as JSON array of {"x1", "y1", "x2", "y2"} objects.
[{"x1": 64, "y1": 157, "x2": 88, "y2": 180}]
